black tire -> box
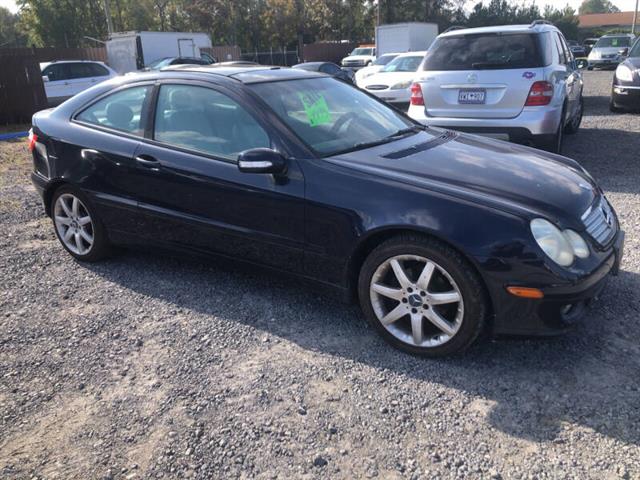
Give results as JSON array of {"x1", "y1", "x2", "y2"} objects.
[
  {"x1": 50, "y1": 185, "x2": 111, "y2": 262},
  {"x1": 541, "y1": 107, "x2": 565, "y2": 154},
  {"x1": 357, "y1": 234, "x2": 488, "y2": 357},
  {"x1": 587, "y1": 66, "x2": 593, "y2": 71},
  {"x1": 564, "y1": 96, "x2": 583, "y2": 134},
  {"x1": 609, "y1": 97, "x2": 623, "y2": 113}
]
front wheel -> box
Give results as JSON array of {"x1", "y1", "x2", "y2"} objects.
[
  {"x1": 358, "y1": 235, "x2": 488, "y2": 357},
  {"x1": 51, "y1": 186, "x2": 111, "y2": 262}
]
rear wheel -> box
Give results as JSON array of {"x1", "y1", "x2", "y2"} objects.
[
  {"x1": 541, "y1": 116, "x2": 564, "y2": 154},
  {"x1": 564, "y1": 97, "x2": 583, "y2": 134},
  {"x1": 358, "y1": 235, "x2": 487, "y2": 357},
  {"x1": 51, "y1": 186, "x2": 110, "y2": 262}
]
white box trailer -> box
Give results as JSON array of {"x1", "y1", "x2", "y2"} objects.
[
  {"x1": 375, "y1": 23, "x2": 438, "y2": 57},
  {"x1": 106, "y1": 31, "x2": 213, "y2": 74}
]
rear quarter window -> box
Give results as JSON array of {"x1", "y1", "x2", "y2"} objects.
[{"x1": 423, "y1": 33, "x2": 546, "y2": 71}]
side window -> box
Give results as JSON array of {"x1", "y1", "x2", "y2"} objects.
[
  {"x1": 554, "y1": 33, "x2": 568, "y2": 65},
  {"x1": 76, "y1": 85, "x2": 151, "y2": 136},
  {"x1": 88, "y1": 63, "x2": 110, "y2": 77},
  {"x1": 321, "y1": 63, "x2": 341, "y2": 75},
  {"x1": 153, "y1": 84, "x2": 270, "y2": 160},
  {"x1": 67, "y1": 63, "x2": 96, "y2": 79},
  {"x1": 43, "y1": 64, "x2": 68, "y2": 81},
  {"x1": 558, "y1": 34, "x2": 573, "y2": 64}
]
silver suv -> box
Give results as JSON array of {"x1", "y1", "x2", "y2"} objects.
[
  {"x1": 408, "y1": 21, "x2": 584, "y2": 153},
  {"x1": 587, "y1": 34, "x2": 636, "y2": 70}
]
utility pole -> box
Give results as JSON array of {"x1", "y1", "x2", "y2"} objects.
[
  {"x1": 633, "y1": 0, "x2": 639, "y2": 36},
  {"x1": 104, "y1": 0, "x2": 114, "y2": 36}
]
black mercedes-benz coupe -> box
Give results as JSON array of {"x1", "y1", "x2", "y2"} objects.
[
  {"x1": 29, "y1": 65, "x2": 624, "y2": 356},
  {"x1": 610, "y1": 38, "x2": 640, "y2": 112}
]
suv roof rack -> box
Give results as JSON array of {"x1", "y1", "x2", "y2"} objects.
[
  {"x1": 443, "y1": 26, "x2": 465, "y2": 33},
  {"x1": 530, "y1": 20, "x2": 554, "y2": 27}
]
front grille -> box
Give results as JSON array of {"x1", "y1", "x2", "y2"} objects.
[
  {"x1": 602, "y1": 54, "x2": 616, "y2": 59},
  {"x1": 582, "y1": 197, "x2": 617, "y2": 246},
  {"x1": 343, "y1": 60, "x2": 364, "y2": 67},
  {"x1": 365, "y1": 84, "x2": 388, "y2": 91}
]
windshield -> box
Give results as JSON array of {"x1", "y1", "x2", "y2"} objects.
[
  {"x1": 148, "y1": 57, "x2": 173, "y2": 70},
  {"x1": 595, "y1": 37, "x2": 632, "y2": 48},
  {"x1": 351, "y1": 48, "x2": 374, "y2": 56},
  {"x1": 382, "y1": 55, "x2": 423, "y2": 72},
  {"x1": 424, "y1": 33, "x2": 544, "y2": 70},
  {"x1": 250, "y1": 78, "x2": 414, "y2": 156},
  {"x1": 374, "y1": 54, "x2": 398, "y2": 66},
  {"x1": 630, "y1": 39, "x2": 640, "y2": 57}
]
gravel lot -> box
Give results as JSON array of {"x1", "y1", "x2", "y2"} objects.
[{"x1": 1, "y1": 70, "x2": 639, "y2": 480}]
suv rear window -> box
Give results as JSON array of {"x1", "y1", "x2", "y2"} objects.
[{"x1": 423, "y1": 33, "x2": 546, "y2": 71}]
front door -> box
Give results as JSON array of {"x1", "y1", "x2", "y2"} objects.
[{"x1": 132, "y1": 82, "x2": 306, "y2": 272}]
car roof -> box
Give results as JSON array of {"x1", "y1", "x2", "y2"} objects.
[
  {"x1": 396, "y1": 51, "x2": 428, "y2": 57},
  {"x1": 40, "y1": 60, "x2": 107, "y2": 69},
  {"x1": 162, "y1": 64, "x2": 325, "y2": 83},
  {"x1": 600, "y1": 33, "x2": 635, "y2": 37},
  {"x1": 439, "y1": 23, "x2": 557, "y2": 38}
]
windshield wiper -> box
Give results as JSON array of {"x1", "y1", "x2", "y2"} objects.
[
  {"x1": 385, "y1": 125, "x2": 424, "y2": 140},
  {"x1": 326, "y1": 126, "x2": 424, "y2": 157},
  {"x1": 471, "y1": 61, "x2": 510, "y2": 69}
]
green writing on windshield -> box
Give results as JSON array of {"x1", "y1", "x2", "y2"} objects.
[{"x1": 298, "y1": 92, "x2": 332, "y2": 127}]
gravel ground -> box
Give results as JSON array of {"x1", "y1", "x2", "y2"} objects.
[{"x1": 1, "y1": 70, "x2": 639, "y2": 480}]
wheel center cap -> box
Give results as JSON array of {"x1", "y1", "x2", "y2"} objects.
[{"x1": 408, "y1": 294, "x2": 422, "y2": 307}]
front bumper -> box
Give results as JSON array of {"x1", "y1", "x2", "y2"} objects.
[
  {"x1": 589, "y1": 58, "x2": 621, "y2": 68},
  {"x1": 366, "y1": 88, "x2": 411, "y2": 105},
  {"x1": 488, "y1": 230, "x2": 625, "y2": 336},
  {"x1": 612, "y1": 84, "x2": 640, "y2": 110},
  {"x1": 407, "y1": 104, "x2": 563, "y2": 143}
]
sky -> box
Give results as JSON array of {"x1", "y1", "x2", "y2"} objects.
[{"x1": 0, "y1": 0, "x2": 638, "y2": 14}]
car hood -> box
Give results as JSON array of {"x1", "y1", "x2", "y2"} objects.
[
  {"x1": 589, "y1": 47, "x2": 625, "y2": 57},
  {"x1": 624, "y1": 56, "x2": 640, "y2": 70},
  {"x1": 362, "y1": 71, "x2": 416, "y2": 87},
  {"x1": 343, "y1": 55, "x2": 374, "y2": 61},
  {"x1": 327, "y1": 130, "x2": 597, "y2": 225}
]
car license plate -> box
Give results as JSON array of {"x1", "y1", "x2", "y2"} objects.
[{"x1": 458, "y1": 89, "x2": 486, "y2": 104}]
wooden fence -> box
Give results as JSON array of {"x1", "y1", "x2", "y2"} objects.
[
  {"x1": 0, "y1": 52, "x2": 47, "y2": 125},
  {"x1": 302, "y1": 42, "x2": 357, "y2": 64},
  {"x1": 0, "y1": 47, "x2": 107, "y2": 63}
]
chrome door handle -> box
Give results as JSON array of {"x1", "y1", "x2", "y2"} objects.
[{"x1": 135, "y1": 155, "x2": 160, "y2": 171}]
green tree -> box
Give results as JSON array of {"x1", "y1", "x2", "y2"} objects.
[
  {"x1": 578, "y1": 0, "x2": 620, "y2": 15},
  {"x1": 0, "y1": 6, "x2": 26, "y2": 46}
]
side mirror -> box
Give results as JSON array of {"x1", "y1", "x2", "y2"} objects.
[
  {"x1": 619, "y1": 48, "x2": 629, "y2": 57},
  {"x1": 237, "y1": 148, "x2": 287, "y2": 175},
  {"x1": 42, "y1": 75, "x2": 49, "y2": 83}
]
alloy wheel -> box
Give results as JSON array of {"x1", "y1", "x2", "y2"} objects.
[
  {"x1": 54, "y1": 193, "x2": 94, "y2": 256},
  {"x1": 369, "y1": 254, "x2": 464, "y2": 348}
]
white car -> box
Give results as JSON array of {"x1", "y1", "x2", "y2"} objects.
[
  {"x1": 40, "y1": 60, "x2": 118, "y2": 106},
  {"x1": 341, "y1": 46, "x2": 376, "y2": 71},
  {"x1": 355, "y1": 53, "x2": 401, "y2": 87},
  {"x1": 360, "y1": 51, "x2": 427, "y2": 110}
]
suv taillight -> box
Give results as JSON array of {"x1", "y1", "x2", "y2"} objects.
[
  {"x1": 525, "y1": 81, "x2": 554, "y2": 106},
  {"x1": 410, "y1": 83, "x2": 424, "y2": 106}
]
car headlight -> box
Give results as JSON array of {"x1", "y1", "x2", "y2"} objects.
[
  {"x1": 530, "y1": 218, "x2": 590, "y2": 266},
  {"x1": 390, "y1": 80, "x2": 412, "y2": 90},
  {"x1": 615, "y1": 64, "x2": 634, "y2": 82}
]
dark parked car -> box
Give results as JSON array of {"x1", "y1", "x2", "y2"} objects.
[
  {"x1": 292, "y1": 62, "x2": 354, "y2": 83},
  {"x1": 610, "y1": 38, "x2": 640, "y2": 112},
  {"x1": 567, "y1": 40, "x2": 586, "y2": 58},
  {"x1": 29, "y1": 66, "x2": 624, "y2": 356},
  {"x1": 583, "y1": 37, "x2": 599, "y2": 56}
]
